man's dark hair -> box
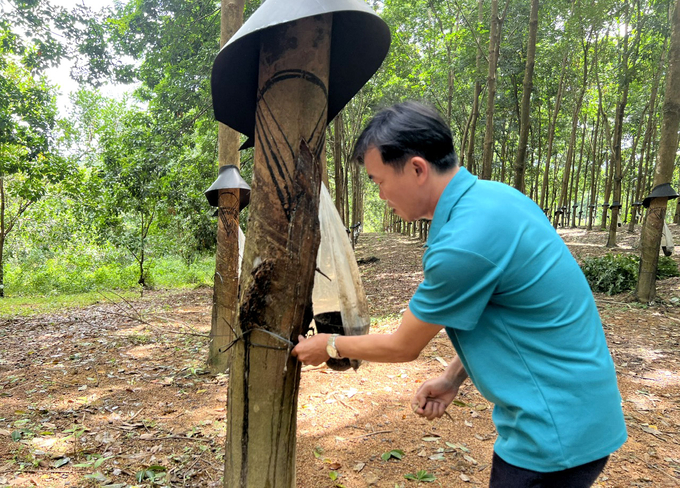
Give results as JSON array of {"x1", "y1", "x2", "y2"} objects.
[{"x1": 351, "y1": 101, "x2": 458, "y2": 172}]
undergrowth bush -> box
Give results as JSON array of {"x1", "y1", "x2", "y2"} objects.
[
  {"x1": 5, "y1": 247, "x2": 215, "y2": 297},
  {"x1": 656, "y1": 256, "x2": 680, "y2": 280},
  {"x1": 581, "y1": 253, "x2": 680, "y2": 295}
]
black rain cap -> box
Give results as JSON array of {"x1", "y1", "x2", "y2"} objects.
[
  {"x1": 642, "y1": 183, "x2": 679, "y2": 208},
  {"x1": 205, "y1": 165, "x2": 251, "y2": 210},
  {"x1": 211, "y1": 0, "x2": 391, "y2": 149}
]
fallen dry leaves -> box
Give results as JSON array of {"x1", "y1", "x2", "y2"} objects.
[{"x1": 0, "y1": 227, "x2": 678, "y2": 487}]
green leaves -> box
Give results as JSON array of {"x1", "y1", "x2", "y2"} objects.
[
  {"x1": 404, "y1": 469, "x2": 436, "y2": 482},
  {"x1": 581, "y1": 253, "x2": 680, "y2": 295},
  {"x1": 380, "y1": 449, "x2": 437, "y2": 483},
  {"x1": 73, "y1": 454, "x2": 113, "y2": 469},
  {"x1": 52, "y1": 457, "x2": 71, "y2": 468},
  {"x1": 135, "y1": 464, "x2": 167, "y2": 483},
  {"x1": 381, "y1": 449, "x2": 405, "y2": 461}
]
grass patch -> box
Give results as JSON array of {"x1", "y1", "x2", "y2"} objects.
[
  {"x1": 0, "y1": 291, "x2": 141, "y2": 319},
  {"x1": 4, "y1": 254, "x2": 216, "y2": 298}
]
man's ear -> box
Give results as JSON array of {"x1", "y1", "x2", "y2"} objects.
[{"x1": 410, "y1": 156, "x2": 429, "y2": 181}]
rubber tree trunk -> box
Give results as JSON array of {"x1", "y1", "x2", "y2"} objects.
[
  {"x1": 600, "y1": 136, "x2": 613, "y2": 231},
  {"x1": 223, "y1": 15, "x2": 330, "y2": 487},
  {"x1": 465, "y1": 0, "x2": 484, "y2": 176},
  {"x1": 540, "y1": 53, "x2": 568, "y2": 211},
  {"x1": 586, "y1": 111, "x2": 600, "y2": 231},
  {"x1": 481, "y1": 0, "x2": 501, "y2": 180},
  {"x1": 637, "y1": 0, "x2": 680, "y2": 303},
  {"x1": 208, "y1": 0, "x2": 245, "y2": 374},
  {"x1": 630, "y1": 44, "x2": 666, "y2": 233},
  {"x1": 351, "y1": 160, "x2": 363, "y2": 229},
  {"x1": 333, "y1": 113, "x2": 346, "y2": 224},
  {"x1": 571, "y1": 123, "x2": 587, "y2": 227},
  {"x1": 512, "y1": 0, "x2": 538, "y2": 193},
  {"x1": 554, "y1": 40, "x2": 590, "y2": 228},
  {"x1": 607, "y1": 13, "x2": 633, "y2": 248},
  {"x1": 0, "y1": 232, "x2": 4, "y2": 299}
]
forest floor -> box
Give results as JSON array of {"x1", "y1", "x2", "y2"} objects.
[{"x1": 0, "y1": 226, "x2": 679, "y2": 488}]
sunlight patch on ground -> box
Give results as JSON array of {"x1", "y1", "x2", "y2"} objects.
[
  {"x1": 125, "y1": 343, "x2": 162, "y2": 359},
  {"x1": 641, "y1": 368, "x2": 680, "y2": 388},
  {"x1": 30, "y1": 435, "x2": 72, "y2": 457},
  {"x1": 634, "y1": 345, "x2": 666, "y2": 362}
]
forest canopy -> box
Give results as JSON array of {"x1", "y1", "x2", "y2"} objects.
[{"x1": 0, "y1": 0, "x2": 678, "y2": 297}]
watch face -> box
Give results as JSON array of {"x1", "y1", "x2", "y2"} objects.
[{"x1": 326, "y1": 345, "x2": 337, "y2": 358}]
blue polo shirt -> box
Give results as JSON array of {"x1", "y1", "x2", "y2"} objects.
[{"x1": 409, "y1": 167, "x2": 627, "y2": 472}]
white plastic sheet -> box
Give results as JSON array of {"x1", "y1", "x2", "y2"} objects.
[
  {"x1": 662, "y1": 222, "x2": 674, "y2": 256},
  {"x1": 312, "y1": 183, "x2": 371, "y2": 370}
]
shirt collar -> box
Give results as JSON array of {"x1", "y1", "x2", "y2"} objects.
[{"x1": 426, "y1": 166, "x2": 476, "y2": 245}]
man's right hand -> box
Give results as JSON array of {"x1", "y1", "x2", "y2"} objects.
[
  {"x1": 411, "y1": 375, "x2": 460, "y2": 421},
  {"x1": 412, "y1": 356, "x2": 468, "y2": 421}
]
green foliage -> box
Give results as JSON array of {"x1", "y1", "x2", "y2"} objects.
[
  {"x1": 581, "y1": 253, "x2": 680, "y2": 295},
  {"x1": 581, "y1": 254, "x2": 639, "y2": 295},
  {"x1": 144, "y1": 255, "x2": 215, "y2": 289},
  {"x1": 2, "y1": 0, "x2": 677, "y2": 297},
  {"x1": 73, "y1": 454, "x2": 113, "y2": 469},
  {"x1": 656, "y1": 256, "x2": 680, "y2": 280},
  {"x1": 5, "y1": 249, "x2": 214, "y2": 297},
  {"x1": 404, "y1": 469, "x2": 436, "y2": 482},
  {"x1": 135, "y1": 464, "x2": 166, "y2": 483},
  {"x1": 381, "y1": 449, "x2": 405, "y2": 461}
]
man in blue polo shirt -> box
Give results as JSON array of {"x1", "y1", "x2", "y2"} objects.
[{"x1": 292, "y1": 101, "x2": 627, "y2": 487}]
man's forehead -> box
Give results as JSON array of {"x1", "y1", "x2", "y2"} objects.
[{"x1": 363, "y1": 147, "x2": 382, "y2": 178}]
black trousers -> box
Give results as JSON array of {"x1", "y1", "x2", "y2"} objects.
[{"x1": 489, "y1": 452, "x2": 609, "y2": 488}]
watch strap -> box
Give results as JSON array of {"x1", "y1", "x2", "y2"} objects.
[{"x1": 328, "y1": 333, "x2": 343, "y2": 359}]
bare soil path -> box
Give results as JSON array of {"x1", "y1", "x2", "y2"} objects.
[{"x1": 0, "y1": 227, "x2": 679, "y2": 487}]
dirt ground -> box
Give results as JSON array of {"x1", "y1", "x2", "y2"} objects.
[{"x1": 0, "y1": 225, "x2": 679, "y2": 487}]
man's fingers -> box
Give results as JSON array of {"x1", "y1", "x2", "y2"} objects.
[{"x1": 413, "y1": 399, "x2": 447, "y2": 421}]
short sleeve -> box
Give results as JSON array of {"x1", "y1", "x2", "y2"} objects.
[{"x1": 409, "y1": 246, "x2": 501, "y2": 330}]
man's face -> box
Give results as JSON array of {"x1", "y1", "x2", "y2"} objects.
[{"x1": 364, "y1": 147, "x2": 423, "y2": 222}]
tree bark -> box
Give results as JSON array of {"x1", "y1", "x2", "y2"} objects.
[
  {"x1": 224, "y1": 14, "x2": 330, "y2": 487},
  {"x1": 599, "y1": 103, "x2": 614, "y2": 231},
  {"x1": 637, "y1": 0, "x2": 680, "y2": 302},
  {"x1": 0, "y1": 234, "x2": 4, "y2": 299},
  {"x1": 208, "y1": 0, "x2": 246, "y2": 374},
  {"x1": 0, "y1": 177, "x2": 4, "y2": 298},
  {"x1": 512, "y1": 0, "x2": 538, "y2": 193}
]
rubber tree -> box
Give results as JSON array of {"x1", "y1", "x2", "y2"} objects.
[
  {"x1": 554, "y1": 40, "x2": 592, "y2": 227},
  {"x1": 607, "y1": 3, "x2": 639, "y2": 248},
  {"x1": 629, "y1": 43, "x2": 666, "y2": 233},
  {"x1": 637, "y1": 0, "x2": 680, "y2": 303},
  {"x1": 208, "y1": 0, "x2": 246, "y2": 374},
  {"x1": 512, "y1": 0, "x2": 539, "y2": 193},
  {"x1": 465, "y1": 0, "x2": 485, "y2": 175},
  {"x1": 481, "y1": 0, "x2": 509, "y2": 180},
  {"x1": 222, "y1": 14, "x2": 330, "y2": 487}
]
